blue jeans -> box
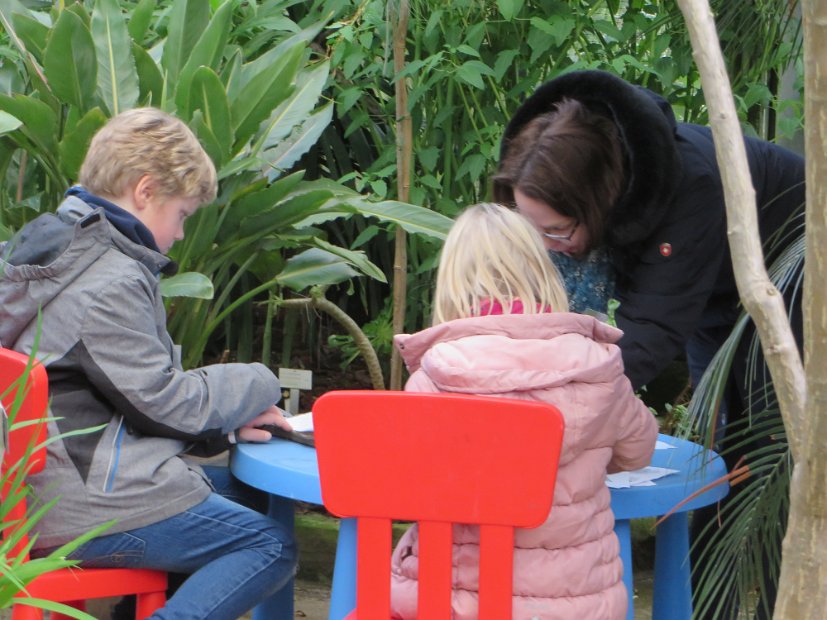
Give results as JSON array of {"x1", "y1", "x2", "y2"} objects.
[{"x1": 51, "y1": 466, "x2": 297, "y2": 620}]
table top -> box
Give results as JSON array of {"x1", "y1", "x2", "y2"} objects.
[
  {"x1": 609, "y1": 434, "x2": 729, "y2": 520},
  {"x1": 231, "y1": 438, "x2": 322, "y2": 504},
  {"x1": 230, "y1": 433, "x2": 729, "y2": 520}
]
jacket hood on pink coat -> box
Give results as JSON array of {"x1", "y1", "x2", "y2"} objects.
[
  {"x1": 395, "y1": 312, "x2": 625, "y2": 396},
  {"x1": 389, "y1": 312, "x2": 657, "y2": 620}
]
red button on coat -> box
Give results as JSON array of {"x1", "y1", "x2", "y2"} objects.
[{"x1": 659, "y1": 242, "x2": 672, "y2": 257}]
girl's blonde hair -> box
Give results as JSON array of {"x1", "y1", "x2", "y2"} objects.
[
  {"x1": 432, "y1": 202, "x2": 569, "y2": 324},
  {"x1": 79, "y1": 108, "x2": 217, "y2": 205}
]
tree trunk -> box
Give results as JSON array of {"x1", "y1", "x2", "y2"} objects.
[
  {"x1": 389, "y1": 0, "x2": 411, "y2": 391},
  {"x1": 774, "y1": 0, "x2": 827, "y2": 616},
  {"x1": 676, "y1": 0, "x2": 806, "y2": 458},
  {"x1": 677, "y1": 0, "x2": 826, "y2": 617}
]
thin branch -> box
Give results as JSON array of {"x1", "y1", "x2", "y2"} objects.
[
  {"x1": 280, "y1": 293, "x2": 385, "y2": 391},
  {"x1": 388, "y1": 0, "x2": 412, "y2": 391}
]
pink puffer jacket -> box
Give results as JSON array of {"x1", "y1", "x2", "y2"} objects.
[{"x1": 390, "y1": 312, "x2": 658, "y2": 620}]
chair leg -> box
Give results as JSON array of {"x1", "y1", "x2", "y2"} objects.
[
  {"x1": 11, "y1": 604, "x2": 44, "y2": 620},
  {"x1": 135, "y1": 592, "x2": 166, "y2": 619}
]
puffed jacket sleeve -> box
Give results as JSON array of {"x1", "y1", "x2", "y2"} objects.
[
  {"x1": 404, "y1": 369, "x2": 440, "y2": 393},
  {"x1": 607, "y1": 382, "x2": 659, "y2": 473}
]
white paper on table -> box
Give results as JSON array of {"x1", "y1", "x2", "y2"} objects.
[
  {"x1": 285, "y1": 411, "x2": 314, "y2": 432},
  {"x1": 655, "y1": 440, "x2": 677, "y2": 450},
  {"x1": 605, "y1": 466, "x2": 679, "y2": 489}
]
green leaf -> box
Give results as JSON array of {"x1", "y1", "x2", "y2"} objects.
[
  {"x1": 456, "y1": 152, "x2": 486, "y2": 182},
  {"x1": 187, "y1": 67, "x2": 232, "y2": 155},
  {"x1": 58, "y1": 107, "x2": 107, "y2": 181},
  {"x1": 229, "y1": 170, "x2": 305, "y2": 223},
  {"x1": 232, "y1": 23, "x2": 324, "y2": 96},
  {"x1": 44, "y1": 9, "x2": 97, "y2": 113},
  {"x1": 496, "y1": 0, "x2": 524, "y2": 21},
  {"x1": 258, "y1": 60, "x2": 329, "y2": 152},
  {"x1": 160, "y1": 271, "x2": 214, "y2": 299},
  {"x1": 493, "y1": 49, "x2": 519, "y2": 81},
  {"x1": 276, "y1": 248, "x2": 360, "y2": 291},
  {"x1": 161, "y1": 0, "x2": 210, "y2": 85},
  {"x1": 0, "y1": 5, "x2": 53, "y2": 104},
  {"x1": 10, "y1": 12, "x2": 48, "y2": 63},
  {"x1": 190, "y1": 110, "x2": 224, "y2": 168},
  {"x1": 0, "y1": 93, "x2": 58, "y2": 154},
  {"x1": 0, "y1": 110, "x2": 22, "y2": 134},
  {"x1": 529, "y1": 15, "x2": 575, "y2": 47},
  {"x1": 132, "y1": 42, "x2": 164, "y2": 107},
  {"x1": 455, "y1": 60, "x2": 494, "y2": 90},
  {"x1": 91, "y1": 0, "x2": 139, "y2": 115},
  {"x1": 174, "y1": 0, "x2": 234, "y2": 115},
  {"x1": 261, "y1": 101, "x2": 333, "y2": 181},
  {"x1": 10, "y1": 597, "x2": 97, "y2": 619},
  {"x1": 127, "y1": 0, "x2": 155, "y2": 44},
  {"x1": 231, "y1": 42, "x2": 304, "y2": 149},
  {"x1": 341, "y1": 199, "x2": 452, "y2": 240},
  {"x1": 236, "y1": 187, "x2": 335, "y2": 239},
  {"x1": 456, "y1": 44, "x2": 480, "y2": 58},
  {"x1": 312, "y1": 237, "x2": 386, "y2": 283}
]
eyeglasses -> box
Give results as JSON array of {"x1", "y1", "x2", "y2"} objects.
[{"x1": 541, "y1": 220, "x2": 579, "y2": 242}]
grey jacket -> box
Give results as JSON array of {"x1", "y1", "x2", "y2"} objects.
[{"x1": 0, "y1": 197, "x2": 280, "y2": 548}]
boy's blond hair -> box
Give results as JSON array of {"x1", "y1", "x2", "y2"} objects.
[
  {"x1": 79, "y1": 108, "x2": 217, "y2": 205},
  {"x1": 432, "y1": 202, "x2": 569, "y2": 325}
]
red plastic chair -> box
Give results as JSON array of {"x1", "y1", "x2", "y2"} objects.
[
  {"x1": 0, "y1": 347, "x2": 167, "y2": 619},
  {"x1": 313, "y1": 390, "x2": 565, "y2": 620}
]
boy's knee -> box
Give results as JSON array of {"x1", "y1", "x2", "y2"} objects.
[{"x1": 260, "y1": 519, "x2": 298, "y2": 569}]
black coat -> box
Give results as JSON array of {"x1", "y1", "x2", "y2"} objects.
[{"x1": 502, "y1": 70, "x2": 805, "y2": 389}]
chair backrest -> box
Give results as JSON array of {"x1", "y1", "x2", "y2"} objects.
[
  {"x1": 313, "y1": 390, "x2": 565, "y2": 620},
  {"x1": 1, "y1": 347, "x2": 50, "y2": 559}
]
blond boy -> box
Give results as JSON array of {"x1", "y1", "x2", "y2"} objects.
[{"x1": 0, "y1": 108, "x2": 296, "y2": 620}]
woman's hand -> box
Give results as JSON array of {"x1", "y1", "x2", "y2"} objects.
[{"x1": 236, "y1": 405, "x2": 292, "y2": 443}]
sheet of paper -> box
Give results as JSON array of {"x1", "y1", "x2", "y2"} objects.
[
  {"x1": 605, "y1": 466, "x2": 679, "y2": 489},
  {"x1": 285, "y1": 411, "x2": 314, "y2": 432}
]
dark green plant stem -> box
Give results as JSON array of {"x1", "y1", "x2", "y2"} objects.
[
  {"x1": 280, "y1": 307, "x2": 299, "y2": 368},
  {"x1": 261, "y1": 290, "x2": 276, "y2": 366}
]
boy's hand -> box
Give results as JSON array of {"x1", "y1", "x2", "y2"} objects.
[{"x1": 237, "y1": 405, "x2": 292, "y2": 443}]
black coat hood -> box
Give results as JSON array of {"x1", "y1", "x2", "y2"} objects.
[{"x1": 500, "y1": 70, "x2": 682, "y2": 247}]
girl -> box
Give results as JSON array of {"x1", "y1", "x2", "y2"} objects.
[{"x1": 390, "y1": 202, "x2": 658, "y2": 620}]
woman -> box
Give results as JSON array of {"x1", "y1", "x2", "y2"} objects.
[
  {"x1": 494, "y1": 69, "x2": 805, "y2": 619},
  {"x1": 494, "y1": 69, "x2": 804, "y2": 394}
]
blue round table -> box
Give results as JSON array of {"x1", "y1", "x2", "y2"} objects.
[
  {"x1": 232, "y1": 433, "x2": 728, "y2": 620},
  {"x1": 611, "y1": 434, "x2": 729, "y2": 620},
  {"x1": 230, "y1": 439, "x2": 357, "y2": 620}
]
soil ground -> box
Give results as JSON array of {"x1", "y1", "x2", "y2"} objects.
[{"x1": 62, "y1": 572, "x2": 653, "y2": 619}]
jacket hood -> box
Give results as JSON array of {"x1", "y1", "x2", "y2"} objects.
[
  {"x1": 0, "y1": 197, "x2": 171, "y2": 347},
  {"x1": 394, "y1": 313, "x2": 625, "y2": 394},
  {"x1": 500, "y1": 69, "x2": 682, "y2": 247}
]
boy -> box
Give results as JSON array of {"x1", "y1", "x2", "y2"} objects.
[{"x1": 0, "y1": 108, "x2": 296, "y2": 619}]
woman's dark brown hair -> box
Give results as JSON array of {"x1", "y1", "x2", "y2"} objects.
[{"x1": 493, "y1": 99, "x2": 625, "y2": 252}]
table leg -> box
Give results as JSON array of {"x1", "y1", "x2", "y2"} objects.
[
  {"x1": 652, "y1": 513, "x2": 692, "y2": 620},
  {"x1": 252, "y1": 495, "x2": 296, "y2": 620},
  {"x1": 614, "y1": 518, "x2": 634, "y2": 620},
  {"x1": 328, "y1": 517, "x2": 358, "y2": 620}
]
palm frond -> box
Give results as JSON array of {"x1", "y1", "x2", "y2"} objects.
[{"x1": 686, "y1": 204, "x2": 803, "y2": 617}]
